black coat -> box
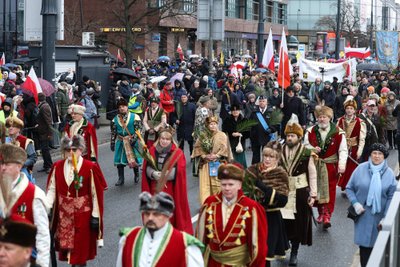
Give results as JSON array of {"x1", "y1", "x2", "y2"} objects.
[
  {"x1": 220, "y1": 90, "x2": 241, "y2": 120},
  {"x1": 177, "y1": 102, "x2": 196, "y2": 141},
  {"x1": 222, "y1": 114, "x2": 249, "y2": 149},
  {"x1": 282, "y1": 95, "x2": 305, "y2": 127},
  {"x1": 249, "y1": 108, "x2": 279, "y2": 146},
  {"x1": 37, "y1": 101, "x2": 53, "y2": 141}
]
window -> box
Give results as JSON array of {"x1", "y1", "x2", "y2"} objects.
[
  {"x1": 245, "y1": 0, "x2": 258, "y2": 21},
  {"x1": 181, "y1": 0, "x2": 195, "y2": 13},
  {"x1": 277, "y1": 3, "x2": 286, "y2": 25},
  {"x1": 265, "y1": 1, "x2": 273, "y2": 23},
  {"x1": 226, "y1": 0, "x2": 237, "y2": 18}
]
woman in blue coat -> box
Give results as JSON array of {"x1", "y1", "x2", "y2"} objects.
[{"x1": 346, "y1": 143, "x2": 397, "y2": 267}]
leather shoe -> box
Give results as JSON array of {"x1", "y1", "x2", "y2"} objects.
[
  {"x1": 323, "y1": 215, "x2": 331, "y2": 229},
  {"x1": 289, "y1": 252, "x2": 298, "y2": 266},
  {"x1": 115, "y1": 177, "x2": 124, "y2": 186},
  {"x1": 38, "y1": 168, "x2": 50, "y2": 174}
]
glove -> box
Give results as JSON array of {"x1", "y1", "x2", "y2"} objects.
[
  {"x1": 110, "y1": 144, "x2": 115, "y2": 152},
  {"x1": 152, "y1": 171, "x2": 162, "y2": 180},
  {"x1": 90, "y1": 216, "x2": 100, "y2": 230},
  {"x1": 353, "y1": 202, "x2": 365, "y2": 215}
]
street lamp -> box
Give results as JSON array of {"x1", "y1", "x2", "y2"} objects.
[{"x1": 297, "y1": 9, "x2": 300, "y2": 40}]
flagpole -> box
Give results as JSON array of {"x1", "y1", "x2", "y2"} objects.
[{"x1": 281, "y1": 43, "x2": 284, "y2": 108}]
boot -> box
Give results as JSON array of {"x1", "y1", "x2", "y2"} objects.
[
  {"x1": 115, "y1": 166, "x2": 125, "y2": 186},
  {"x1": 316, "y1": 206, "x2": 324, "y2": 224},
  {"x1": 134, "y1": 167, "x2": 140, "y2": 183},
  {"x1": 289, "y1": 241, "x2": 299, "y2": 266},
  {"x1": 323, "y1": 208, "x2": 331, "y2": 229}
]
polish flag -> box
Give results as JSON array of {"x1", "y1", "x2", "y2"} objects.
[
  {"x1": 261, "y1": 28, "x2": 275, "y2": 72},
  {"x1": 0, "y1": 53, "x2": 5, "y2": 66},
  {"x1": 344, "y1": 47, "x2": 371, "y2": 59},
  {"x1": 176, "y1": 43, "x2": 184, "y2": 61},
  {"x1": 277, "y1": 29, "x2": 291, "y2": 90},
  {"x1": 117, "y1": 49, "x2": 125, "y2": 63},
  {"x1": 22, "y1": 67, "x2": 43, "y2": 104}
]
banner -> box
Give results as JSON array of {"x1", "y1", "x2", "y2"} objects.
[
  {"x1": 376, "y1": 31, "x2": 399, "y2": 68},
  {"x1": 299, "y1": 58, "x2": 357, "y2": 83}
]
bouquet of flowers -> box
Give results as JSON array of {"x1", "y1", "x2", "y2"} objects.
[{"x1": 195, "y1": 127, "x2": 213, "y2": 154}]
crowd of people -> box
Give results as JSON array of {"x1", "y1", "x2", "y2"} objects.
[{"x1": 0, "y1": 55, "x2": 398, "y2": 267}]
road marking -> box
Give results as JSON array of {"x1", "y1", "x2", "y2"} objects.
[{"x1": 191, "y1": 213, "x2": 199, "y2": 223}]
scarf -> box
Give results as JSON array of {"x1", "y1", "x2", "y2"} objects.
[{"x1": 367, "y1": 158, "x2": 385, "y2": 214}]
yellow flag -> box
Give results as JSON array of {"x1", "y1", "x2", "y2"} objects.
[
  {"x1": 220, "y1": 52, "x2": 224, "y2": 65},
  {"x1": 324, "y1": 57, "x2": 327, "y2": 63}
]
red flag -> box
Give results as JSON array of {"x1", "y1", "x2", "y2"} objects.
[
  {"x1": 344, "y1": 47, "x2": 371, "y2": 59},
  {"x1": 277, "y1": 29, "x2": 291, "y2": 90},
  {"x1": 22, "y1": 67, "x2": 43, "y2": 104},
  {"x1": 117, "y1": 49, "x2": 125, "y2": 63},
  {"x1": 0, "y1": 53, "x2": 5, "y2": 66},
  {"x1": 176, "y1": 43, "x2": 184, "y2": 61},
  {"x1": 261, "y1": 28, "x2": 275, "y2": 72}
]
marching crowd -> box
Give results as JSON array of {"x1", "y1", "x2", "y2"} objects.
[{"x1": 0, "y1": 56, "x2": 398, "y2": 267}]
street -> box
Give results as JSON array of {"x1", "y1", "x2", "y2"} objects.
[{"x1": 33, "y1": 127, "x2": 399, "y2": 267}]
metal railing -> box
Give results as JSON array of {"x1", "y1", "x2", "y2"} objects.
[{"x1": 367, "y1": 182, "x2": 400, "y2": 267}]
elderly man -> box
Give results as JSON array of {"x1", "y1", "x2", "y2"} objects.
[
  {"x1": 0, "y1": 215, "x2": 38, "y2": 267},
  {"x1": 46, "y1": 135, "x2": 107, "y2": 267},
  {"x1": 116, "y1": 192, "x2": 204, "y2": 267},
  {"x1": 0, "y1": 144, "x2": 50, "y2": 267},
  {"x1": 304, "y1": 105, "x2": 347, "y2": 229},
  {"x1": 281, "y1": 114, "x2": 317, "y2": 266},
  {"x1": 64, "y1": 104, "x2": 98, "y2": 162},
  {"x1": 196, "y1": 163, "x2": 267, "y2": 267},
  {"x1": 5, "y1": 117, "x2": 37, "y2": 183}
]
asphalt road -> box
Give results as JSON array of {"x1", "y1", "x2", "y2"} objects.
[{"x1": 33, "y1": 132, "x2": 399, "y2": 267}]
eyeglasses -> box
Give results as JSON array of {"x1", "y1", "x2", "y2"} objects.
[{"x1": 64, "y1": 148, "x2": 78, "y2": 152}]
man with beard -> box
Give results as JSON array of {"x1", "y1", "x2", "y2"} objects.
[
  {"x1": 142, "y1": 97, "x2": 167, "y2": 148},
  {"x1": 64, "y1": 104, "x2": 98, "y2": 162},
  {"x1": 46, "y1": 135, "x2": 107, "y2": 267},
  {"x1": 304, "y1": 105, "x2": 347, "y2": 229},
  {"x1": 0, "y1": 144, "x2": 50, "y2": 267},
  {"x1": 111, "y1": 98, "x2": 143, "y2": 186},
  {"x1": 359, "y1": 100, "x2": 382, "y2": 161},
  {"x1": 116, "y1": 192, "x2": 204, "y2": 267},
  {"x1": 336, "y1": 97, "x2": 366, "y2": 192},
  {"x1": 280, "y1": 114, "x2": 317, "y2": 266}
]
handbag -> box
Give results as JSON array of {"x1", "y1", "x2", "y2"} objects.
[
  {"x1": 209, "y1": 161, "x2": 221, "y2": 176},
  {"x1": 235, "y1": 136, "x2": 244, "y2": 153},
  {"x1": 347, "y1": 205, "x2": 361, "y2": 222}
]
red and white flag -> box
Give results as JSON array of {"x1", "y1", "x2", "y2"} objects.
[
  {"x1": 261, "y1": 28, "x2": 275, "y2": 72},
  {"x1": 0, "y1": 53, "x2": 5, "y2": 66},
  {"x1": 22, "y1": 67, "x2": 43, "y2": 104},
  {"x1": 117, "y1": 49, "x2": 125, "y2": 63},
  {"x1": 176, "y1": 43, "x2": 184, "y2": 61},
  {"x1": 277, "y1": 29, "x2": 291, "y2": 90},
  {"x1": 344, "y1": 47, "x2": 371, "y2": 59}
]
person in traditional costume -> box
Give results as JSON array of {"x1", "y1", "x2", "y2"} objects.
[
  {"x1": 304, "y1": 105, "x2": 347, "y2": 229},
  {"x1": 142, "y1": 96, "x2": 167, "y2": 148},
  {"x1": 192, "y1": 115, "x2": 232, "y2": 204},
  {"x1": 222, "y1": 104, "x2": 249, "y2": 168},
  {"x1": 111, "y1": 98, "x2": 142, "y2": 186},
  {"x1": 336, "y1": 96, "x2": 366, "y2": 192},
  {"x1": 141, "y1": 127, "x2": 193, "y2": 234},
  {"x1": 0, "y1": 144, "x2": 50, "y2": 267},
  {"x1": 116, "y1": 192, "x2": 204, "y2": 267},
  {"x1": 46, "y1": 135, "x2": 107, "y2": 267},
  {"x1": 64, "y1": 104, "x2": 98, "y2": 162},
  {"x1": 247, "y1": 141, "x2": 289, "y2": 266},
  {"x1": 196, "y1": 163, "x2": 268, "y2": 267},
  {"x1": 5, "y1": 116, "x2": 37, "y2": 183},
  {"x1": 280, "y1": 114, "x2": 317, "y2": 266}
]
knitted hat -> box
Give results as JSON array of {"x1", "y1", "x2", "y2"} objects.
[
  {"x1": 369, "y1": 143, "x2": 389, "y2": 158},
  {"x1": 205, "y1": 115, "x2": 219, "y2": 125},
  {"x1": 5, "y1": 116, "x2": 24, "y2": 129},
  {"x1": 70, "y1": 104, "x2": 86, "y2": 115},
  {"x1": 284, "y1": 114, "x2": 303, "y2": 137},
  {"x1": 343, "y1": 95, "x2": 357, "y2": 110},
  {"x1": 139, "y1": 191, "x2": 175, "y2": 216},
  {"x1": 367, "y1": 86, "x2": 375, "y2": 93},
  {"x1": 381, "y1": 87, "x2": 390, "y2": 94},
  {"x1": 0, "y1": 144, "x2": 27, "y2": 165},
  {"x1": 367, "y1": 99, "x2": 376, "y2": 106},
  {"x1": 315, "y1": 105, "x2": 333, "y2": 119},
  {"x1": 199, "y1": 95, "x2": 211, "y2": 104},
  {"x1": 218, "y1": 163, "x2": 244, "y2": 181},
  {"x1": 0, "y1": 215, "x2": 37, "y2": 247}
]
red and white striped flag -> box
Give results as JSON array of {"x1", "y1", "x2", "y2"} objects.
[
  {"x1": 277, "y1": 29, "x2": 291, "y2": 90},
  {"x1": 344, "y1": 47, "x2": 371, "y2": 59},
  {"x1": 22, "y1": 67, "x2": 43, "y2": 104},
  {"x1": 117, "y1": 49, "x2": 125, "y2": 63},
  {"x1": 176, "y1": 43, "x2": 184, "y2": 61},
  {"x1": 0, "y1": 53, "x2": 5, "y2": 66},
  {"x1": 261, "y1": 28, "x2": 275, "y2": 72}
]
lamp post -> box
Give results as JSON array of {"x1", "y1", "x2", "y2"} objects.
[{"x1": 297, "y1": 9, "x2": 300, "y2": 40}]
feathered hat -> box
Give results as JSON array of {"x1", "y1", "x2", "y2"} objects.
[
  {"x1": 284, "y1": 114, "x2": 303, "y2": 137},
  {"x1": 343, "y1": 95, "x2": 357, "y2": 110},
  {"x1": 5, "y1": 116, "x2": 24, "y2": 129}
]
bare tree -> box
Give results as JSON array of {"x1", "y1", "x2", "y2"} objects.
[
  {"x1": 99, "y1": 0, "x2": 196, "y2": 68},
  {"x1": 314, "y1": 1, "x2": 365, "y2": 47}
]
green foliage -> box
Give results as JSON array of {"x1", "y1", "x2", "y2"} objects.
[
  {"x1": 236, "y1": 119, "x2": 258, "y2": 133},
  {"x1": 194, "y1": 127, "x2": 213, "y2": 153},
  {"x1": 269, "y1": 108, "x2": 283, "y2": 126},
  {"x1": 242, "y1": 171, "x2": 262, "y2": 202}
]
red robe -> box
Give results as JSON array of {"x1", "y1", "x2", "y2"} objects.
[
  {"x1": 46, "y1": 158, "x2": 107, "y2": 265},
  {"x1": 11, "y1": 181, "x2": 35, "y2": 223},
  {"x1": 141, "y1": 144, "x2": 193, "y2": 234},
  {"x1": 337, "y1": 116, "x2": 362, "y2": 190},
  {"x1": 121, "y1": 225, "x2": 187, "y2": 267},
  {"x1": 64, "y1": 119, "x2": 98, "y2": 161},
  {"x1": 197, "y1": 190, "x2": 268, "y2": 267},
  {"x1": 307, "y1": 124, "x2": 344, "y2": 214}
]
